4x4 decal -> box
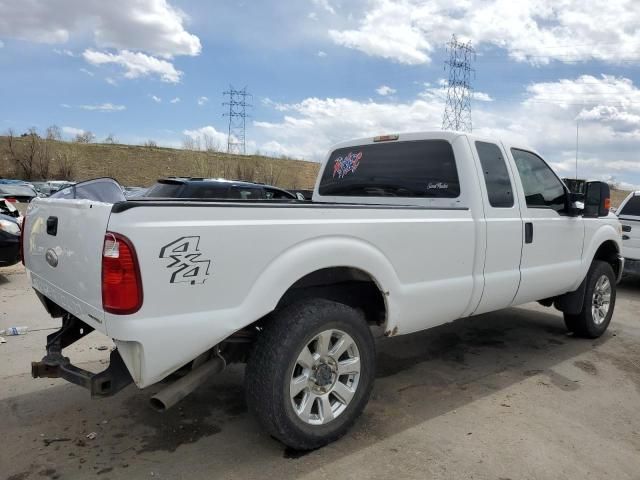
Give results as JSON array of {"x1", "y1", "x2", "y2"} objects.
[{"x1": 159, "y1": 236, "x2": 211, "y2": 285}]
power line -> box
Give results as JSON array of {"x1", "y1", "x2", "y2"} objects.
[
  {"x1": 223, "y1": 86, "x2": 252, "y2": 155},
  {"x1": 442, "y1": 34, "x2": 476, "y2": 132}
]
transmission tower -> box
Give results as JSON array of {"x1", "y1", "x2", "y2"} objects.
[
  {"x1": 442, "y1": 35, "x2": 475, "y2": 132},
  {"x1": 223, "y1": 86, "x2": 252, "y2": 154}
]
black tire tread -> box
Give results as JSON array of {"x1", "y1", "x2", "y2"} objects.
[
  {"x1": 245, "y1": 298, "x2": 375, "y2": 450},
  {"x1": 564, "y1": 260, "x2": 616, "y2": 338}
]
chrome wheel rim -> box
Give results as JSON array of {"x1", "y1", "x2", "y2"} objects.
[
  {"x1": 289, "y1": 329, "x2": 361, "y2": 425},
  {"x1": 592, "y1": 274, "x2": 612, "y2": 325}
]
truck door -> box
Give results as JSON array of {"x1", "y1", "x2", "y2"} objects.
[
  {"x1": 471, "y1": 141, "x2": 523, "y2": 315},
  {"x1": 508, "y1": 148, "x2": 584, "y2": 304}
]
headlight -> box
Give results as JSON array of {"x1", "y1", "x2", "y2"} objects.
[{"x1": 0, "y1": 219, "x2": 20, "y2": 235}]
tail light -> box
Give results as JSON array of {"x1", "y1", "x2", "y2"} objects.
[
  {"x1": 102, "y1": 232, "x2": 143, "y2": 314},
  {"x1": 5, "y1": 197, "x2": 17, "y2": 203}
]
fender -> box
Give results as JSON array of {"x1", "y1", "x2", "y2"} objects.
[
  {"x1": 556, "y1": 222, "x2": 621, "y2": 314},
  {"x1": 240, "y1": 234, "x2": 399, "y2": 329},
  {"x1": 576, "y1": 223, "x2": 621, "y2": 287}
]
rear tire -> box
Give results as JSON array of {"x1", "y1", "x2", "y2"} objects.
[
  {"x1": 245, "y1": 298, "x2": 375, "y2": 450},
  {"x1": 564, "y1": 260, "x2": 616, "y2": 338}
]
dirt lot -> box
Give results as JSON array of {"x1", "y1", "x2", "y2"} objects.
[{"x1": 1, "y1": 265, "x2": 639, "y2": 480}]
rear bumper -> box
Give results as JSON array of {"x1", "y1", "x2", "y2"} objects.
[{"x1": 31, "y1": 314, "x2": 133, "y2": 397}]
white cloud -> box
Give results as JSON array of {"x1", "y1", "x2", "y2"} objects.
[
  {"x1": 182, "y1": 125, "x2": 228, "y2": 150},
  {"x1": 311, "y1": 0, "x2": 336, "y2": 15},
  {"x1": 0, "y1": 0, "x2": 201, "y2": 57},
  {"x1": 53, "y1": 48, "x2": 75, "y2": 56},
  {"x1": 60, "y1": 103, "x2": 71, "y2": 109},
  {"x1": 79, "y1": 67, "x2": 94, "y2": 77},
  {"x1": 151, "y1": 95, "x2": 162, "y2": 103},
  {"x1": 83, "y1": 49, "x2": 182, "y2": 83},
  {"x1": 473, "y1": 92, "x2": 494, "y2": 102},
  {"x1": 327, "y1": 0, "x2": 640, "y2": 65},
  {"x1": 105, "y1": 77, "x2": 117, "y2": 85},
  {"x1": 80, "y1": 102, "x2": 126, "y2": 111},
  {"x1": 197, "y1": 96, "x2": 209, "y2": 106},
  {"x1": 317, "y1": 50, "x2": 327, "y2": 57},
  {"x1": 62, "y1": 126, "x2": 86, "y2": 136},
  {"x1": 376, "y1": 85, "x2": 396, "y2": 96},
  {"x1": 308, "y1": 12, "x2": 318, "y2": 20},
  {"x1": 255, "y1": 75, "x2": 640, "y2": 186},
  {"x1": 170, "y1": 97, "x2": 180, "y2": 103}
]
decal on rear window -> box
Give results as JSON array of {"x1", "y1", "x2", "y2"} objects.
[
  {"x1": 159, "y1": 236, "x2": 211, "y2": 285},
  {"x1": 333, "y1": 151, "x2": 362, "y2": 179}
]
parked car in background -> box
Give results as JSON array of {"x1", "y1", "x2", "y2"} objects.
[
  {"x1": 47, "y1": 181, "x2": 75, "y2": 194},
  {"x1": 0, "y1": 198, "x2": 21, "y2": 220},
  {"x1": 616, "y1": 190, "x2": 640, "y2": 275},
  {"x1": 0, "y1": 213, "x2": 21, "y2": 267},
  {"x1": 0, "y1": 183, "x2": 38, "y2": 214},
  {"x1": 123, "y1": 186, "x2": 148, "y2": 199},
  {"x1": 144, "y1": 177, "x2": 299, "y2": 200}
]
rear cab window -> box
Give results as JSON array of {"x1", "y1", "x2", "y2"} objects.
[
  {"x1": 318, "y1": 140, "x2": 460, "y2": 198},
  {"x1": 475, "y1": 142, "x2": 514, "y2": 208}
]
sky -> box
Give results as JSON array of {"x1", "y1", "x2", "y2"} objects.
[{"x1": 0, "y1": 0, "x2": 639, "y2": 188}]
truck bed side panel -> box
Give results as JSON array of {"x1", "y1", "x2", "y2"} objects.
[{"x1": 106, "y1": 203, "x2": 475, "y2": 386}]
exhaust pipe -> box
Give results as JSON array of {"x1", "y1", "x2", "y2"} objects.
[{"x1": 150, "y1": 356, "x2": 225, "y2": 412}]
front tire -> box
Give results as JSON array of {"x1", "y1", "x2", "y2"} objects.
[
  {"x1": 564, "y1": 260, "x2": 616, "y2": 338},
  {"x1": 245, "y1": 298, "x2": 375, "y2": 450}
]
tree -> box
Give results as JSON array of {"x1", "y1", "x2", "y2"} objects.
[
  {"x1": 46, "y1": 125, "x2": 62, "y2": 141},
  {"x1": 182, "y1": 136, "x2": 201, "y2": 151},
  {"x1": 143, "y1": 139, "x2": 158, "y2": 147},
  {"x1": 4, "y1": 128, "x2": 52, "y2": 180},
  {"x1": 54, "y1": 148, "x2": 75, "y2": 180},
  {"x1": 74, "y1": 131, "x2": 95, "y2": 143},
  {"x1": 103, "y1": 133, "x2": 117, "y2": 144}
]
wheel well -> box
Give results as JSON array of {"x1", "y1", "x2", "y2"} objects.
[
  {"x1": 593, "y1": 240, "x2": 620, "y2": 277},
  {"x1": 276, "y1": 267, "x2": 387, "y2": 326}
]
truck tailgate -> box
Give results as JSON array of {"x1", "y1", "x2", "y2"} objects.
[{"x1": 24, "y1": 198, "x2": 112, "y2": 332}]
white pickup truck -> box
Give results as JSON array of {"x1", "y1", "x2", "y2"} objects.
[
  {"x1": 616, "y1": 190, "x2": 640, "y2": 275},
  {"x1": 24, "y1": 131, "x2": 623, "y2": 450}
]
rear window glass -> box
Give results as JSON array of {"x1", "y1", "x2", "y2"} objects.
[
  {"x1": 318, "y1": 140, "x2": 460, "y2": 198},
  {"x1": 145, "y1": 183, "x2": 184, "y2": 197},
  {"x1": 620, "y1": 195, "x2": 640, "y2": 216}
]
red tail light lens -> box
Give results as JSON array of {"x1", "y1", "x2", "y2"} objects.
[
  {"x1": 102, "y1": 232, "x2": 143, "y2": 314},
  {"x1": 5, "y1": 197, "x2": 17, "y2": 203}
]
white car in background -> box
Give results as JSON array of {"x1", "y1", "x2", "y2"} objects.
[{"x1": 616, "y1": 191, "x2": 640, "y2": 275}]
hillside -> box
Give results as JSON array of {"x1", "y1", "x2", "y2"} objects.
[{"x1": 0, "y1": 137, "x2": 321, "y2": 189}]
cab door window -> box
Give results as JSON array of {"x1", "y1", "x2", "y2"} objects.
[
  {"x1": 511, "y1": 149, "x2": 566, "y2": 212},
  {"x1": 475, "y1": 141, "x2": 514, "y2": 208}
]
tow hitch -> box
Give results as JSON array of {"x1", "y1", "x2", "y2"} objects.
[{"x1": 31, "y1": 314, "x2": 133, "y2": 397}]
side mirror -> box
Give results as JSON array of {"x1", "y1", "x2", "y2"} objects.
[{"x1": 583, "y1": 181, "x2": 610, "y2": 218}]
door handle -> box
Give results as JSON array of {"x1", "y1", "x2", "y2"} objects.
[{"x1": 525, "y1": 222, "x2": 533, "y2": 244}]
